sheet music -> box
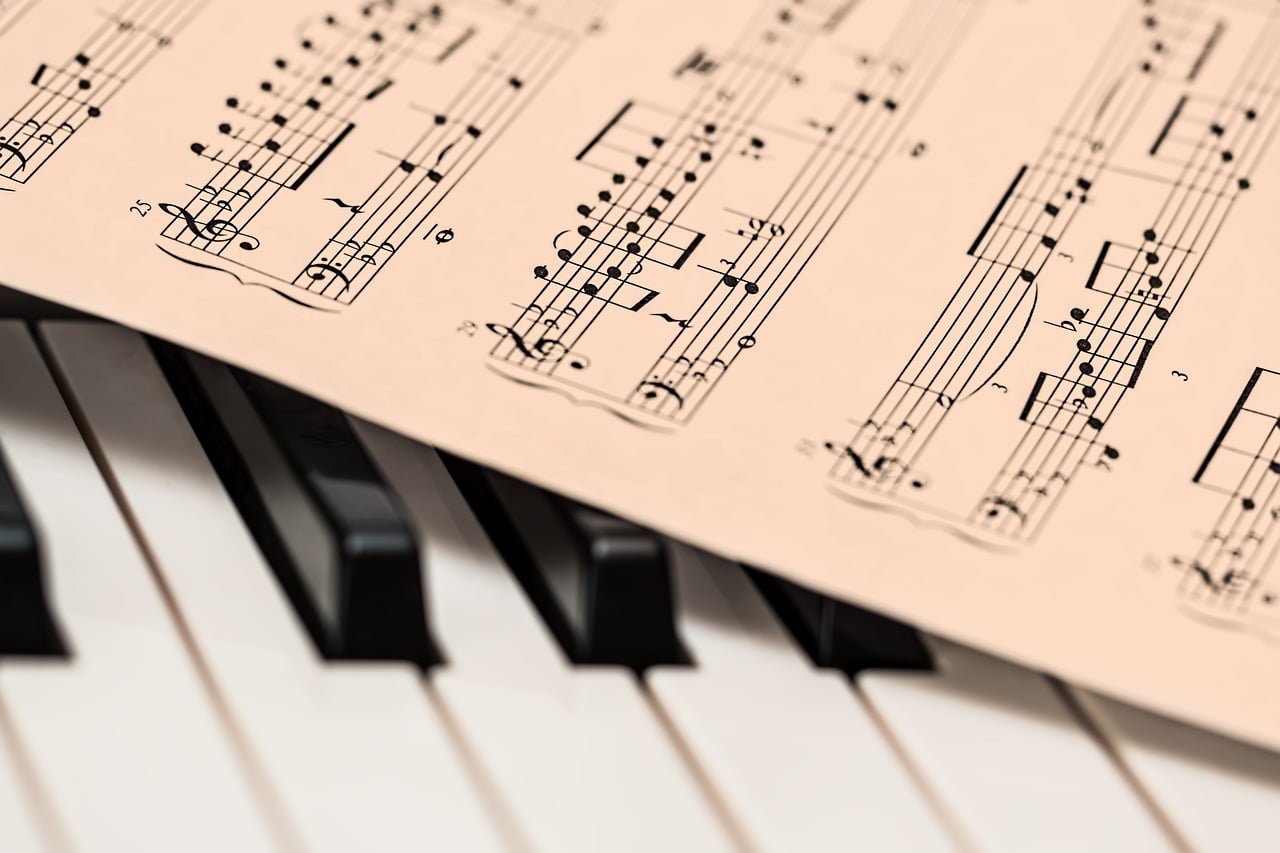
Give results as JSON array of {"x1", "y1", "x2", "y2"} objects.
[
  {"x1": 2, "y1": 0, "x2": 1279, "y2": 750},
  {"x1": 0, "y1": 0, "x2": 206, "y2": 187}
]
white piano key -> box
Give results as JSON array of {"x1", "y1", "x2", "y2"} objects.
[
  {"x1": 859, "y1": 640, "x2": 1173, "y2": 852},
  {"x1": 433, "y1": 669, "x2": 737, "y2": 853},
  {"x1": 648, "y1": 545, "x2": 954, "y2": 852},
  {"x1": 1075, "y1": 690, "x2": 1280, "y2": 853},
  {"x1": 0, "y1": 718, "x2": 51, "y2": 852},
  {"x1": 351, "y1": 422, "x2": 564, "y2": 678},
  {"x1": 0, "y1": 322, "x2": 279, "y2": 851},
  {"x1": 355, "y1": 422, "x2": 735, "y2": 853},
  {"x1": 38, "y1": 322, "x2": 505, "y2": 853}
]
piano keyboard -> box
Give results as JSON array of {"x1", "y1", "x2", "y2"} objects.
[{"x1": 0, "y1": 297, "x2": 1278, "y2": 851}]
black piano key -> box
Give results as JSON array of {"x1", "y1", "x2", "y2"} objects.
[
  {"x1": 442, "y1": 454, "x2": 688, "y2": 669},
  {"x1": 150, "y1": 341, "x2": 438, "y2": 668},
  {"x1": 748, "y1": 569, "x2": 933, "y2": 675},
  {"x1": 0, "y1": 443, "x2": 64, "y2": 656}
]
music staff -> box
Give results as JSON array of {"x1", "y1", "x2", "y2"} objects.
[
  {"x1": 1173, "y1": 367, "x2": 1280, "y2": 640},
  {"x1": 293, "y1": 6, "x2": 582, "y2": 304},
  {"x1": 0, "y1": 0, "x2": 204, "y2": 187},
  {"x1": 155, "y1": 0, "x2": 588, "y2": 309},
  {"x1": 828, "y1": 1, "x2": 1279, "y2": 545},
  {"x1": 159, "y1": 3, "x2": 450, "y2": 266},
  {"x1": 488, "y1": 0, "x2": 977, "y2": 430}
]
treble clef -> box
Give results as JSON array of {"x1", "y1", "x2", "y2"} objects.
[
  {"x1": 486, "y1": 323, "x2": 590, "y2": 369},
  {"x1": 486, "y1": 323, "x2": 540, "y2": 359},
  {"x1": 160, "y1": 202, "x2": 261, "y2": 250}
]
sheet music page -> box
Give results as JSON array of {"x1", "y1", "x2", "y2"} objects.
[{"x1": 1, "y1": 0, "x2": 1278, "y2": 749}]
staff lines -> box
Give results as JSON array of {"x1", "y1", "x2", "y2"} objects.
[
  {"x1": 664, "y1": 0, "x2": 978, "y2": 423},
  {"x1": 1176, "y1": 368, "x2": 1280, "y2": 639},
  {"x1": 981, "y1": 12, "x2": 1280, "y2": 540},
  {"x1": 644, "y1": 9, "x2": 931, "y2": 394},
  {"x1": 155, "y1": 0, "x2": 589, "y2": 308},
  {"x1": 491, "y1": 1, "x2": 804, "y2": 369},
  {"x1": 543, "y1": 33, "x2": 803, "y2": 372},
  {"x1": 298, "y1": 16, "x2": 564, "y2": 302},
  {"x1": 825, "y1": 0, "x2": 1280, "y2": 554},
  {"x1": 848, "y1": 21, "x2": 1153, "y2": 475},
  {"x1": 488, "y1": 0, "x2": 974, "y2": 430},
  {"x1": 168, "y1": 5, "x2": 421, "y2": 244},
  {"x1": 0, "y1": 0, "x2": 204, "y2": 186}
]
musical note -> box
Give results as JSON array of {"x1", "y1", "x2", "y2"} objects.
[
  {"x1": 5, "y1": 0, "x2": 1278, "y2": 752},
  {"x1": 153, "y1": 1, "x2": 588, "y2": 308},
  {"x1": 0, "y1": 0, "x2": 204, "y2": 187},
  {"x1": 828, "y1": 1, "x2": 1274, "y2": 545},
  {"x1": 489, "y1": 0, "x2": 975, "y2": 428},
  {"x1": 1175, "y1": 367, "x2": 1280, "y2": 634},
  {"x1": 676, "y1": 48, "x2": 718, "y2": 76}
]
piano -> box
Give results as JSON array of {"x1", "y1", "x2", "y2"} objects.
[{"x1": 0, "y1": 286, "x2": 1277, "y2": 852}]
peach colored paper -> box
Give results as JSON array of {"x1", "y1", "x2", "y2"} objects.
[{"x1": 2, "y1": 0, "x2": 1278, "y2": 749}]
